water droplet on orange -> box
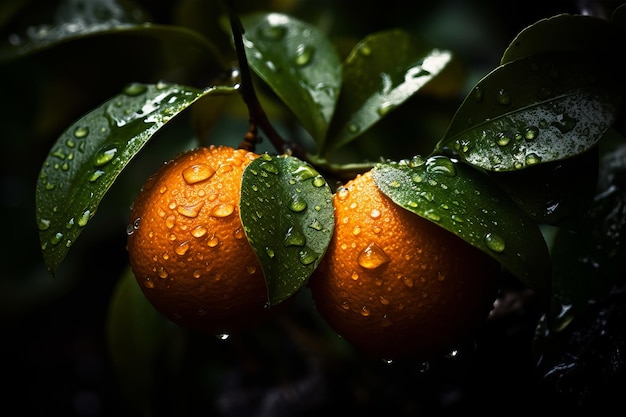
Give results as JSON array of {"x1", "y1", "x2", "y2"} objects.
[
  {"x1": 182, "y1": 163, "x2": 215, "y2": 184},
  {"x1": 357, "y1": 242, "x2": 390, "y2": 269},
  {"x1": 211, "y1": 203, "x2": 235, "y2": 218},
  {"x1": 177, "y1": 201, "x2": 204, "y2": 218}
]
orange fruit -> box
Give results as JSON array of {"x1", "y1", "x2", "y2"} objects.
[
  {"x1": 309, "y1": 170, "x2": 501, "y2": 360},
  {"x1": 126, "y1": 145, "x2": 270, "y2": 335}
]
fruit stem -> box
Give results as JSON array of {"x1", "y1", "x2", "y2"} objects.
[{"x1": 227, "y1": 1, "x2": 306, "y2": 158}]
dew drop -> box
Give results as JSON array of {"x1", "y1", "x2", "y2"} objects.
[
  {"x1": 294, "y1": 44, "x2": 314, "y2": 66},
  {"x1": 37, "y1": 218, "x2": 51, "y2": 231},
  {"x1": 156, "y1": 266, "x2": 168, "y2": 279},
  {"x1": 233, "y1": 228, "x2": 245, "y2": 240},
  {"x1": 177, "y1": 201, "x2": 205, "y2": 218},
  {"x1": 525, "y1": 153, "x2": 542, "y2": 166},
  {"x1": 182, "y1": 163, "x2": 215, "y2": 184},
  {"x1": 284, "y1": 225, "x2": 306, "y2": 247},
  {"x1": 216, "y1": 333, "x2": 230, "y2": 341},
  {"x1": 175, "y1": 241, "x2": 191, "y2": 256},
  {"x1": 123, "y1": 83, "x2": 148, "y2": 96},
  {"x1": 337, "y1": 187, "x2": 350, "y2": 200},
  {"x1": 360, "y1": 306, "x2": 371, "y2": 317},
  {"x1": 495, "y1": 131, "x2": 511, "y2": 147},
  {"x1": 496, "y1": 88, "x2": 511, "y2": 105},
  {"x1": 289, "y1": 196, "x2": 307, "y2": 213},
  {"x1": 78, "y1": 210, "x2": 91, "y2": 227},
  {"x1": 88, "y1": 170, "x2": 105, "y2": 182},
  {"x1": 246, "y1": 265, "x2": 257, "y2": 275},
  {"x1": 292, "y1": 165, "x2": 317, "y2": 181},
  {"x1": 472, "y1": 86, "x2": 483, "y2": 102},
  {"x1": 299, "y1": 248, "x2": 318, "y2": 265},
  {"x1": 484, "y1": 232, "x2": 505, "y2": 253},
  {"x1": 312, "y1": 176, "x2": 326, "y2": 187},
  {"x1": 73, "y1": 126, "x2": 89, "y2": 138},
  {"x1": 426, "y1": 156, "x2": 456, "y2": 177},
  {"x1": 165, "y1": 215, "x2": 176, "y2": 229},
  {"x1": 144, "y1": 277, "x2": 155, "y2": 289},
  {"x1": 193, "y1": 270, "x2": 202, "y2": 279},
  {"x1": 260, "y1": 161, "x2": 279, "y2": 174},
  {"x1": 50, "y1": 232, "x2": 63, "y2": 245},
  {"x1": 94, "y1": 146, "x2": 118, "y2": 167},
  {"x1": 258, "y1": 24, "x2": 286, "y2": 41},
  {"x1": 207, "y1": 235, "x2": 219, "y2": 247},
  {"x1": 191, "y1": 225, "x2": 207, "y2": 238},
  {"x1": 211, "y1": 203, "x2": 235, "y2": 218},
  {"x1": 357, "y1": 242, "x2": 390, "y2": 269},
  {"x1": 524, "y1": 126, "x2": 539, "y2": 140},
  {"x1": 370, "y1": 209, "x2": 381, "y2": 219}
]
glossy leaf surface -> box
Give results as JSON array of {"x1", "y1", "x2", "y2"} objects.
[
  {"x1": 240, "y1": 154, "x2": 334, "y2": 305},
  {"x1": 435, "y1": 52, "x2": 619, "y2": 172},
  {"x1": 36, "y1": 82, "x2": 231, "y2": 273},
  {"x1": 241, "y1": 13, "x2": 342, "y2": 144},
  {"x1": 325, "y1": 29, "x2": 452, "y2": 155},
  {"x1": 373, "y1": 156, "x2": 551, "y2": 296}
]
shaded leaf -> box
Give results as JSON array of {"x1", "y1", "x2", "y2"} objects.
[
  {"x1": 372, "y1": 156, "x2": 551, "y2": 296},
  {"x1": 435, "y1": 52, "x2": 619, "y2": 172},
  {"x1": 240, "y1": 154, "x2": 334, "y2": 305},
  {"x1": 488, "y1": 146, "x2": 599, "y2": 225},
  {"x1": 324, "y1": 29, "x2": 452, "y2": 155},
  {"x1": 36, "y1": 82, "x2": 234, "y2": 273},
  {"x1": 241, "y1": 12, "x2": 342, "y2": 143},
  {"x1": 106, "y1": 267, "x2": 169, "y2": 417},
  {"x1": 548, "y1": 133, "x2": 626, "y2": 331},
  {"x1": 501, "y1": 13, "x2": 618, "y2": 65}
]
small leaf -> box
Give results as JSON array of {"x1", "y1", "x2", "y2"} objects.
[
  {"x1": 241, "y1": 13, "x2": 342, "y2": 144},
  {"x1": 240, "y1": 154, "x2": 334, "y2": 305},
  {"x1": 435, "y1": 52, "x2": 620, "y2": 172},
  {"x1": 372, "y1": 156, "x2": 551, "y2": 296},
  {"x1": 324, "y1": 29, "x2": 452, "y2": 155},
  {"x1": 36, "y1": 82, "x2": 231, "y2": 273}
]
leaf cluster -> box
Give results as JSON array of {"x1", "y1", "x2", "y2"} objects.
[{"x1": 2, "y1": 0, "x2": 625, "y2": 331}]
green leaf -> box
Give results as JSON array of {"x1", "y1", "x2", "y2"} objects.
[
  {"x1": 0, "y1": 23, "x2": 226, "y2": 68},
  {"x1": 434, "y1": 52, "x2": 620, "y2": 172},
  {"x1": 501, "y1": 14, "x2": 617, "y2": 65},
  {"x1": 548, "y1": 132, "x2": 626, "y2": 331},
  {"x1": 372, "y1": 156, "x2": 551, "y2": 296},
  {"x1": 106, "y1": 267, "x2": 170, "y2": 417},
  {"x1": 240, "y1": 12, "x2": 342, "y2": 144},
  {"x1": 36, "y1": 82, "x2": 233, "y2": 273},
  {"x1": 240, "y1": 154, "x2": 334, "y2": 305},
  {"x1": 488, "y1": 145, "x2": 598, "y2": 226},
  {"x1": 324, "y1": 29, "x2": 452, "y2": 156}
]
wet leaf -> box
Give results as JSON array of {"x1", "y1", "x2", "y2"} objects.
[
  {"x1": 240, "y1": 12, "x2": 342, "y2": 144},
  {"x1": 372, "y1": 156, "x2": 551, "y2": 296},
  {"x1": 240, "y1": 154, "x2": 334, "y2": 305},
  {"x1": 36, "y1": 82, "x2": 232, "y2": 273},
  {"x1": 324, "y1": 29, "x2": 452, "y2": 155},
  {"x1": 434, "y1": 52, "x2": 620, "y2": 172}
]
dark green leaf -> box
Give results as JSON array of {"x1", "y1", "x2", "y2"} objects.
[
  {"x1": 488, "y1": 145, "x2": 598, "y2": 226},
  {"x1": 548, "y1": 133, "x2": 626, "y2": 331},
  {"x1": 324, "y1": 30, "x2": 452, "y2": 155},
  {"x1": 435, "y1": 52, "x2": 619, "y2": 172},
  {"x1": 372, "y1": 156, "x2": 551, "y2": 296},
  {"x1": 0, "y1": 23, "x2": 226, "y2": 68},
  {"x1": 106, "y1": 267, "x2": 169, "y2": 417},
  {"x1": 36, "y1": 82, "x2": 232, "y2": 273},
  {"x1": 240, "y1": 154, "x2": 334, "y2": 305},
  {"x1": 241, "y1": 13, "x2": 342, "y2": 143},
  {"x1": 501, "y1": 14, "x2": 617, "y2": 65}
]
